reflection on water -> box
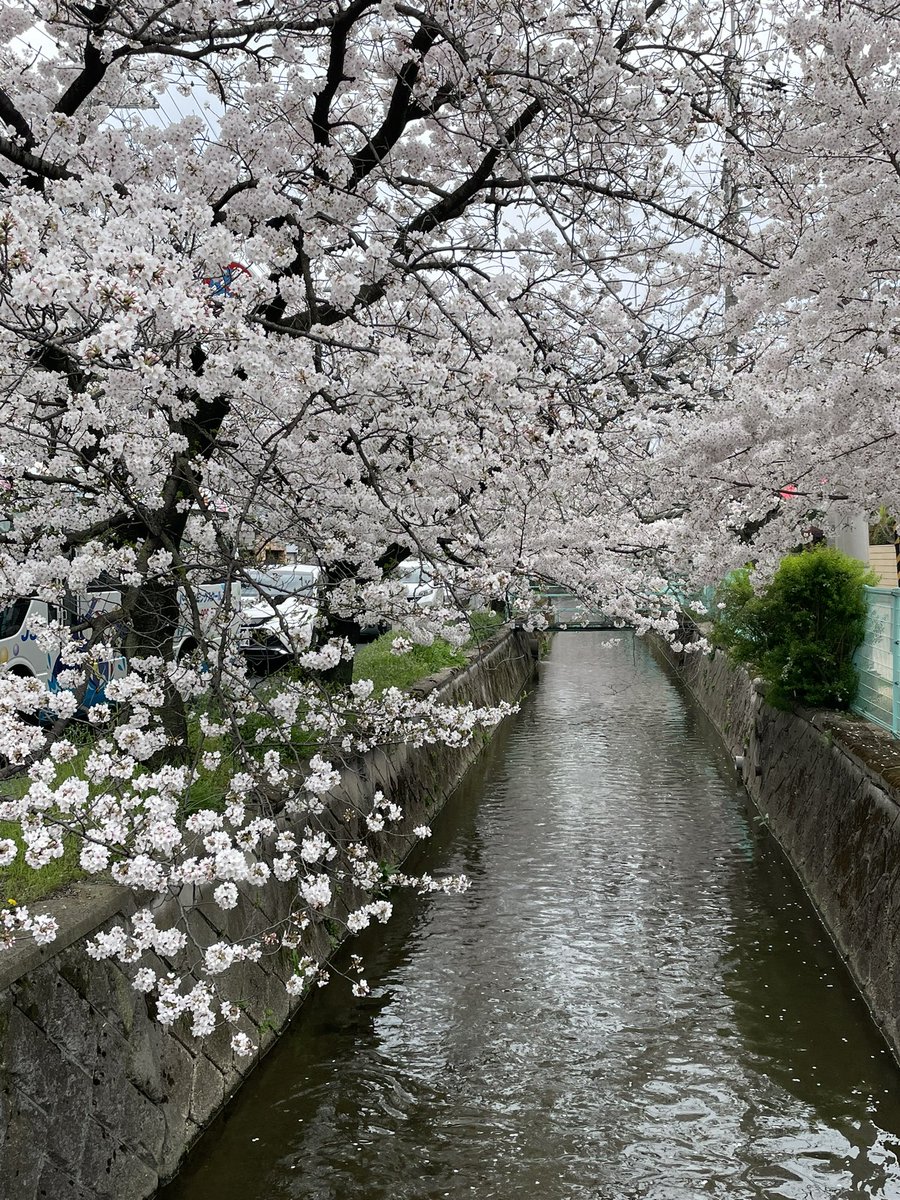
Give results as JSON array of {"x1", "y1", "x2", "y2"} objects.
[{"x1": 159, "y1": 635, "x2": 900, "y2": 1200}]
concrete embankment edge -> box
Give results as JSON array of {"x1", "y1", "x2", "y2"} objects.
[
  {"x1": 0, "y1": 626, "x2": 540, "y2": 1200},
  {"x1": 650, "y1": 635, "x2": 900, "y2": 1062}
]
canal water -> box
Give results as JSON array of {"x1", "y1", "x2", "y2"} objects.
[{"x1": 160, "y1": 635, "x2": 900, "y2": 1199}]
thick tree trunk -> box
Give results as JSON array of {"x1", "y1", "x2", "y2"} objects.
[{"x1": 122, "y1": 576, "x2": 188, "y2": 757}]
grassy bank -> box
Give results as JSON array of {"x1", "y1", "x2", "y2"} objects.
[
  {"x1": 1, "y1": 614, "x2": 506, "y2": 903},
  {"x1": 353, "y1": 633, "x2": 466, "y2": 692}
]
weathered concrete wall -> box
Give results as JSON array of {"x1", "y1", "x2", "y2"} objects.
[
  {"x1": 0, "y1": 627, "x2": 539, "y2": 1200},
  {"x1": 652, "y1": 636, "x2": 900, "y2": 1060}
]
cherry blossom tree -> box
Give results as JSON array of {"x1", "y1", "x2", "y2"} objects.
[
  {"x1": 0, "y1": 0, "x2": 820, "y2": 1045},
  {"x1": 649, "y1": 0, "x2": 900, "y2": 585}
]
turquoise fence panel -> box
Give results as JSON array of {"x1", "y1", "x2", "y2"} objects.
[
  {"x1": 852, "y1": 586, "x2": 900, "y2": 737},
  {"x1": 697, "y1": 583, "x2": 718, "y2": 615}
]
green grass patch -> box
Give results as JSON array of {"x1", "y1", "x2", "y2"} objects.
[
  {"x1": 352, "y1": 611, "x2": 504, "y2": 694},
  {"x1": 0, "y1": 819, "x2": 84, "y2": 904},
  {"x1": 352, "y1": 632, "x2": 466, "y2": 693},
  {"x1": 0, "y1": 736, "x2": 97, "y2": 901},
  {"x1": 0, "y1": 737, "x2": 97, "y2": 902}
]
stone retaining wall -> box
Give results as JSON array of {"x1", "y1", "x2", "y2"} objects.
[
  {"x1": 651, "y1": 636, "x2": 900, "y2": 1061},
  {"x1": 0, "y1": 627, "x2": 539, "y2": 1200}
]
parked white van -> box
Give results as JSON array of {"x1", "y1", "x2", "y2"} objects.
[
  {"x1": 239, "y1": 565, "x2": 320, "y2": 673},
  {"x1": 0, "y1": 577, "x2": 241, "y2": 700}
]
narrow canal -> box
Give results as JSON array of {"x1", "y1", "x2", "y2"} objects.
[{"x1": 160, "y1": 634, "x2": 900, "y2": 1199}]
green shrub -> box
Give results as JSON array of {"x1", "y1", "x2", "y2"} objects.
[
  {"x1": 711, "y1": 546, "x2": 874, "y2": 710},
  {"x1": 706, "y1": 568, "x2": 755, "y2": 657}
]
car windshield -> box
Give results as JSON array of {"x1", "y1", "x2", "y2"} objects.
[
  {"x1": 398, "y1": 562, "x2": 432, "y2": 587},
  {"x1": 286, "y1": 573, "x2": 317, "y2": 597}
]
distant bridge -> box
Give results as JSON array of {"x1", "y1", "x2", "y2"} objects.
[{"x1": 531, "y1": 587, "x2": 623, "y2": 631}]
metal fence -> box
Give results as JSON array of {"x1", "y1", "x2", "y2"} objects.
[{"x1": 852, "y1": 586, "x2": 900, "y2": 737}]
